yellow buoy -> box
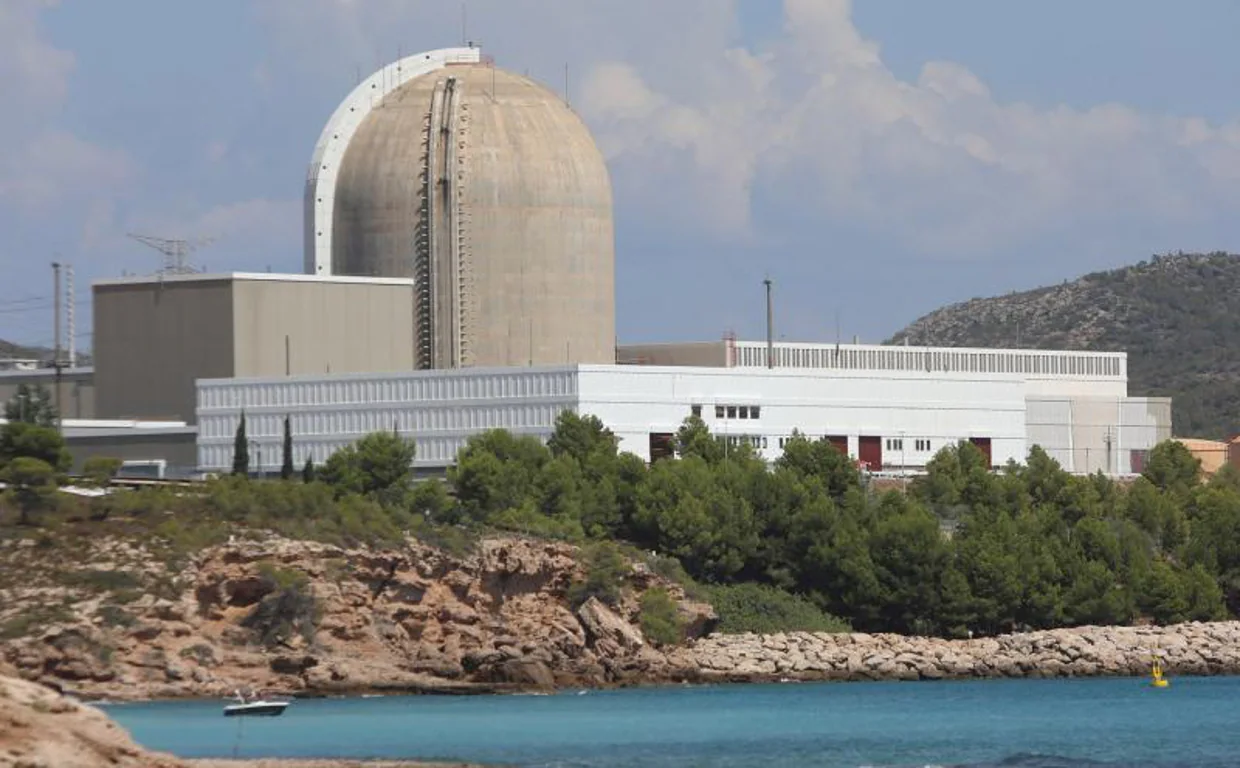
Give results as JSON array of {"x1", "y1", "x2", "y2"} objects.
[{"x1": 1150, "y1": 658, "x2": 1169, "y2": 688}]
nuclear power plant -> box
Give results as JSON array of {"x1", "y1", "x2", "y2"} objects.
[
  {"x1": 0, "y1": 46, "x2": 1170, "y2": 479},
  {"x1": 306, "y1": 47, "x2": 615, "y2": 369}
]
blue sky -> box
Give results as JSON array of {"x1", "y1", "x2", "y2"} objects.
[{"x1": 2, "y1": 0, "x2": 1239, "y2": 351}]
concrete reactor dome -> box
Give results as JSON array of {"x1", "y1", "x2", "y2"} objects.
[{"x1": 304, "y1": 47, "x2": 615, "y2": 370}]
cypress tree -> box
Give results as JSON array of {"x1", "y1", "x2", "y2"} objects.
[
  {"x1": 302, "y1": 456, "x2": 315, "y2": 484},
  {"x1": 281, "y1": 415, "x2": 295, "y2": 480},
  {"x1": 232, "y1": 411, "x2": 249, "y2": 476}
]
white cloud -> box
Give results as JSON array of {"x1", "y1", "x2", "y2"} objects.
[
  {"x1": 587, "y1": 1, "x2": 1240, "y2": 254},
  {"x1": 0, "y1": 1, "x2": 136, "y2": 215},
  {"x1": 255, "y1": 0, "x2": 1240, "y2": 257},
  {"x1": 0, "y1": 131, "x2": 133, "y2": 213}
]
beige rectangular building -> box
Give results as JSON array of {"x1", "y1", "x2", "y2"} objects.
[{"x1": 93, "y1": 273, "x2": 415, "y2": 422}]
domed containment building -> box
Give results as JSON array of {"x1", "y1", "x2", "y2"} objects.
[{"x1": 304, "y1": 47, "x2": 616, "y2": 369}]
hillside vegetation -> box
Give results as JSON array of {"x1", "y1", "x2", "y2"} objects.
[
  {"x1": 887, "y1": 251, "x2": 1240, "y2": 439},
  {"x1": 0, "y1": 338, "x2": 91, "y2": 365}
]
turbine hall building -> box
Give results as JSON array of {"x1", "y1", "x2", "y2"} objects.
[{"x1": 194, "y1": 340, "x2": 1170, "y2": 477}]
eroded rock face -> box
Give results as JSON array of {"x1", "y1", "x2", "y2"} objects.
[
  {"x1": 0, "y1": 535, "x2": 684, "y2": 700},
  {"x1": 0, "y1": 670, "x2": 187, "y2": 767}
]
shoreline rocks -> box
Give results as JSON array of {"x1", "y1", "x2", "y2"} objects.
[{"x1": 664, "y1": 621, "x2": 1240, "y2": 684}]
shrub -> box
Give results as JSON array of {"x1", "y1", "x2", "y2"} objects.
[
  {"x1": 408, "y1": 516, "x2": 478, "y2": 558},
  {"x1": 639, "y1": 587, "x2": 684, "y2": 646},
  {"x1": 643, "y1": 551, "x2": 709, "y2": 601},
  {"x1": 97, "y1": 604, "x2": 136, "y2": 628},
  {"x1": 243, "y1": 565, "x2": 318, "y2": 648},
  {"x1": 566, "y1": 541, "x2": 629, "y2": 608},
  {"x1": 59, "y1": 569, "x2": 143, "y2": 592},
  {"x1": 0, "y1": 605, "x2": 72, "y2": 640},
  {"x1": 708, "y1": 582, "x2": 851, "y2": 635}
]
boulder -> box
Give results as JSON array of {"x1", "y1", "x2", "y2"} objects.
[{"x1": 577, "y1": 597, "x2": 645, "y2": 652}]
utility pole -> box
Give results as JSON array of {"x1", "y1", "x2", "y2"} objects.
[
  {"x1": 51, "y1": 261, "x2": 63, "y2": 433},
  {"x1": 764, "y1": 277, "x2": 774, "y2": 369}
]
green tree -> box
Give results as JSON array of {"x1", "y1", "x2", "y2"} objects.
[
  {"x1": 635, "y1": 456, "x2": 759, "y2": 582},
  {"x1": 232, "y1": 412, "x2": 249, "y2": 476},
  {"x1": 448, "y1": 430, "x2": 550, "y2": 524},
  {"x1": 2, "y1": 457, "x2": 57, "y2": 525},
  {"x1": 775, "y1": 433, "x2": 861, "y2": 500},
  {"x1": 3, "y1": 383, "x2": 58, "y2": 428},
  {"x1": 1143, "y1": 440, "x2": 1201, "y2": 496},
  {"x1": 281, "y1": 416, "x2": 294, "y2": 480},
  {"x1": 547, "y1": 411, "x2": 617, "y2": 465},
  {"x1": 673, "y1": 416, "x2": 724, "y2": 463},
  {"x1": 302, "y1": 456, "x2": 315, "y2": 484},
  {"x1": 319, "y1": 431, "x2": 417, "y2": 506},
  {"x1": 410, "y1": 477, "x2": 452, "y2": 521},
  {"x1": 0, "y1": 421, "x2": 71, "y2": 473}
]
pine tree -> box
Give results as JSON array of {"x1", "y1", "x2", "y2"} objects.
[
  {"x1": 232, "y1": 411, "x2": 249, "y2": 476},
  {"x1": 281, "y1": 415, "x2": 294, "y2": 480},
  {"x1": 302, "y1": 456, "x2": 315, "y2": 484}
]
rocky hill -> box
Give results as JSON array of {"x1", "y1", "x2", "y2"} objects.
[{"x1": 887, "y1": 252, "x2": 1240, "y2": 439}]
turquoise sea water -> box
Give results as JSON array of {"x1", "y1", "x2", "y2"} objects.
[{"x1": 104, "y1": 677, "x2": 1240, "y2": 767}]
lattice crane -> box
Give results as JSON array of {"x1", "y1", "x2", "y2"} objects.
[{"x1": 127, "y1": 232, "x2": 216, "y2": 276}]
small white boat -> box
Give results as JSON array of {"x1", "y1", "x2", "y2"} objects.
[{"x1": 223, "y1": 689, "x2": 289, "y2": 718}]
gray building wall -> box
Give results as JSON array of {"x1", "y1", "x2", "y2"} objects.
[
  {"x1": 64, "y1": 429, "x2": 198, "y2": 477},
  {"x1": 231, "y1": 278, "x2": 415, "y2": 378},
  {"x1": 616, "y1": 342, "x2": 729, "y2": 367},
  {"x1": 94, "y1": 280, "x2": 234, "y2": 422},
  {"x1": 0, "y1": 368, "x2": 95, "y2": 420},
  {"x1": 93, "y1": 274, "x2": 416, "y2": 424}
]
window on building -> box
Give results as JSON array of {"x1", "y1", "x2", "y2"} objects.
[
  {"x1": 716, "y1": 405, "x2": 725, "y2": 419},
  {"x1": 727, "y1": 406, "x2": 737, "y2": 419},
  {"x1": 750, "y1": 406, "x2": 761, "y2": 419},
  {"x1": 886, "y1": 438, "x2": 904, "y2": 451},
  {"x1": 738, "y1": 406, "x2": 749, "y2": 419},
  {"x1": 691, "y1": 404, "x2": 702, "y2": 418},
  {"x1": 915, "y1": 439, "x2": 931, "y2": 452}
]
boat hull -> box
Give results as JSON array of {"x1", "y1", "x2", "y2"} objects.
[{"x1": 223, "y1": 703, "x2": 288, "y2": 717}]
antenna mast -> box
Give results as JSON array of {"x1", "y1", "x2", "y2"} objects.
[
  {"x1": 764, "y1": 277, "x2": 774, "y2": 369},
  {"x1": 65, "y1": 264, "x2": 75, "y2": 368},
  {"x1": 127, "y1": 233, "x2": 216, "y2": 276},
  {"x1": 51, "y1": 261, "x2": 62, "y2": 432}
]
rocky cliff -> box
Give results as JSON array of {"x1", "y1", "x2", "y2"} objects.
[{"x1": 0, "y1": 533, "x2": 713, "y2": 701}]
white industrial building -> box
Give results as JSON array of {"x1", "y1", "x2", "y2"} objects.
[{"x1": 195, "y1": 341, "x2": 1170, "y2": 477}]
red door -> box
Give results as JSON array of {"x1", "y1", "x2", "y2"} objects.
[
  {"x1": 858, "y1": 436, "x2": 882, "y2": 472},
  {"x1": 969, "y1": 437, "x2": 993, "y2": 468},
  {"x1": 827, "y1": 435, "x2": 848, "y2": 456}
]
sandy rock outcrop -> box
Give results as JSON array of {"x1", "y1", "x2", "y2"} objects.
[
  {"x1": 0, "y1": 670, "x2": 187, "y2": 767},
  {"x1": 1, "y1": 534, "x2": 711, "y2": 700}
]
